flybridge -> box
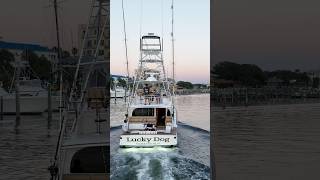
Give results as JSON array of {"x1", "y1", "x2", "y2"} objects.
[{"x1": 141, "y1": 34, "x2": 162, "y2": 51}]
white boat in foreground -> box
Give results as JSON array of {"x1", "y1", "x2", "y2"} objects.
[
  {"x1": 120, "y1": 34, "x2": 178, "y2": 147},
  {"x1": 49, "y1": 1, "x2": 109, "y2": 179},
  {"x1": 0, "y1": 79, "x2": 51, "y2": 114}
]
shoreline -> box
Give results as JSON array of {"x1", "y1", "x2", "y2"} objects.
[
  {"x1": 213, "y1": 100, "x2": 320, "y2": 111},
  {"x1": 175, "y1": 89, "x2": 209, "y2": 95}
]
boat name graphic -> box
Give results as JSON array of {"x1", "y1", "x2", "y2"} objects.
[{"x1": 126, "y1": 137, "x2": 170, "y2": 143}]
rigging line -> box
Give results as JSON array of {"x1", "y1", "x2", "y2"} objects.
[
  {"x1": 161, "y1": 0, "x2": 164, "y2": 51},
  {"x1": 171, "y1": 0, "x2": 176, "y2": 101},
  {"x1": 52, "y1": 0, "x2": 95, "y2": 169},
  {"x1": 171, "y1": 0, "x2": 175, "y2": 82},
  {"x1": 53, "y1": 0, "x2": 63, "y2": 163},
  {"x1": 121, "y1": 0, "x2": 130, "y2": 79},
  {"x1": 68, "y1": 0, "x2": 95, "y2": 104},
  {"x1": 121, "y1": 0, "x2": 130, "y2": 110},
  {"x1": 139, "y1": 0, "x2": 143, "y2": 38}
]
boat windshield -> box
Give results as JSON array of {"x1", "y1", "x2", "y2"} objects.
[{"x1": 132, "y1": 108, "x2": 154, "y2": 116}]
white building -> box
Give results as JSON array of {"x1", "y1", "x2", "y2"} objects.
[
  {"x1": 0, "y1": 40, "x2": 57, "y2": 63},
  {"x1": 78, "y1": 22, "x2": 109, "y2": 60}
]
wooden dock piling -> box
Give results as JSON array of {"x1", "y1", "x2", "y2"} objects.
[
  {"x1": 15, "y1": 59, "x2": 21, "y2": 121},
  {"x1": 0, "y1": 96, "x2": 3, "y2": 120},
  {"x1": 48, "y1": 83, "x2": 52, "y2": 122}
]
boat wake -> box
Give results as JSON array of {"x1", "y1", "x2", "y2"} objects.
[{"x1": 110, "y1": 123, "x2": 210, "y2": 180}]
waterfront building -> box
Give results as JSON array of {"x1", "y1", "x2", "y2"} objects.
[
  {"x1": 0, "y1": 40, "x2": 57, "y2": 63},
  {"x1": 78, "y1": 19, "x2": 109, "y2": 61}
]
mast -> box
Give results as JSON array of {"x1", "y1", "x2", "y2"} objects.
[
  {"x1": 54, "y1": 0, "x2": 62, "y2": 62},
  {"x1": 49, "y1": 1, "x2": 63, "y2": 179},
  {"x1": 121, "y1": 0, "x2": 130, "y2": 111},
  {"x1": 52, "y1": 0, "x2": 63, "y2": 133}
]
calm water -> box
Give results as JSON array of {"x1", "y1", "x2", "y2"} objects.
[
  {"x1": 0, "y1": 94, "x2": 210, "y2": 179},
  {"x1": 213, "y1": 103, "x2": 320, "y2": 180},
  {"x1": 0, "y1": 114, "x2": 59, "y2": 179},
  {"x1": 111, "y1": 94, "x2": 210, "y2": 130},
  {"x1": 110, "y1": 94, "x2": 211, "y2": 179}
]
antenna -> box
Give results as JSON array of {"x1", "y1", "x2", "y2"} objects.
[
  {"x1": 171, "y1": 0, "x2": 175, "y2": 82},
  {"x1": 121, "y1": 0, "x2": 130, "y2": 79}
]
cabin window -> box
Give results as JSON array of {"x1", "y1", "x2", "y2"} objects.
[
  {"x1": 70, "y1": 146, "x2": 109, "y2": 173},
  {"x1": 132, "y1": 108, "x2": 154, "y2": 116},
  {"x1": 99, "y1": 50, "x2": 104, "y2": 55},
  {"x1": 167, "y1": 109, "x2": 171, "y2": 116},
  {"x1": 87, "y1": 40, "x2": 92, "y2": 47}
]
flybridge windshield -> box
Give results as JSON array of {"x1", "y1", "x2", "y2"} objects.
[
  {"x1": 132, "y1": 108, "x2": 154, "y2": 116},
  {"x1": 141, "y1": 36, "x2": 161, "y2": 51}
]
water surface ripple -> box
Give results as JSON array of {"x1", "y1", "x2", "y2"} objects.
[{"x1": 213, "y1": 103, "x2": 320, "y2": 180}]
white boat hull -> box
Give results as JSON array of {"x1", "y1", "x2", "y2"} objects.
[
  {"x1": 1, "y1": 95, "x2": 48, "y2": 114},
  {"x1": 110, "y1": 91, "x2": 127, "y2": 98},
  {"x1": 120, "y1": 134, "x2": 177, "y2": 147}
]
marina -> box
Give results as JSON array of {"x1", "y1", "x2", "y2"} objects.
[
  {"x1": 0, "y1": 0, "x2": 211, "y2": 179},
  {"x1": 212, "y1": 87, "x2": 320, "y2": 107}
]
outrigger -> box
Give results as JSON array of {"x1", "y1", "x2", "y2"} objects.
[{"x1": 120, "y1": 34, "x2": 177, "y2": 147}]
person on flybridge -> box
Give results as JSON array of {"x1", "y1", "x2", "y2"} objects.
[{"x1": 143, "y1": 84, "x2": 150, "y2": 104}]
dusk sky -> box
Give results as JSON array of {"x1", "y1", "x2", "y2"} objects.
[
  {"x1": 0, "y1": 0, "x2": 90, "y2": 51},
  {"x1": 4, "y1": 1, "x2": 320, "y2": 81},
  {"x1": 214, "y1": 0, "x2": 320, "y2": 72},
  {"x1": 0, "y1": 0, "x2": 209, "y2": 84},
  {"x1": 111, "y1": 0, "x2": 210, "y2": 84}
]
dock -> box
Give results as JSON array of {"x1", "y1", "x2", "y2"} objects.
[{"x1": 212, "y1": 87, "x2": 320, "y2": 107}]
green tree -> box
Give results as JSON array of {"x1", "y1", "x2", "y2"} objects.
[
  {"x1": 213, "y1": 61, "x2": 266, "y2": 87},
  {"x1": 0, "y1": 49, "x2": 15, "y2": 90},
  {"x1": 177, "y1": 81, "x2": 193, "y2": 89},
  {"x1": 25, "y1": 51, "x2": 52, "y2": 81},
  {"x1": 117, "y1": 77, "x2": 127, "y2": 88}
]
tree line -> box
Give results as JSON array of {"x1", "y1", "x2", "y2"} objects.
[
  {"x1": 212, "y1": 61, "x2": 317, "y2": 88},
  {"x1": 0, "y1": 49, "x2": 52, "y2": 90}
]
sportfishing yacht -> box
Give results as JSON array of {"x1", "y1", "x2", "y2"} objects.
[
  {"x1": 49, "y1": 0, "x2": 109, "y2": 179},
  {"x1": 120, "y1": 34, "x2": 177, "y2": 147}
]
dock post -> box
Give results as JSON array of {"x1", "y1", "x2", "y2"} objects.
[
  {"x1": 114, "y1": 89, "x2": 117, "y2": 104},
  {"x1": 0, "y1": 96, "x2": 3, "y2": 120},
  {"x1": 245, "y1": 88, "x2": 249, "y2": 106},
  {"x1": 48, "y1": 83, "x2": 52, "y2": 122},
  {"x1": 114, "y1": 80, "x2": 117, "y2": 104},
  {"x1": 15, "y1": 59, "x2": 21, "y2": 121},
  {"x1": 124, "y1": 88, "x2": 127, "y2": 102}
]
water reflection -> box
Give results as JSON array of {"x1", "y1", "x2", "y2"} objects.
[{"x1": 214, "y1": 103, "x2": 320, "y2": 180}]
